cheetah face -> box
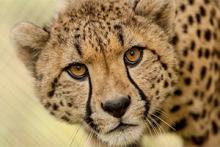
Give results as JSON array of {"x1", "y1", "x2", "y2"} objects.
[{"x1": 11, "y1": 0, "x2": 177, "y2": 146}]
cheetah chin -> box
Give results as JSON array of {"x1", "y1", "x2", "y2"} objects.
[{"x1": 97, "y1": 124, "x2": 145, "y2": 146}]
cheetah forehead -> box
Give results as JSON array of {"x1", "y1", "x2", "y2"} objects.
[
  {"x1": 55, "y1": 0, "x2": 133, "y2": 22},
  {"x1": 49, "y1": 0, "x2": 136, "y2": 58}
]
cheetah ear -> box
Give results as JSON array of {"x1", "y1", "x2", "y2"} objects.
[
  {"x1": 11, "y1": 22, "x2": 50, "y2": 73},
  {"x1": 129, "y1": 0, "x2": 176, "y2": 36}
]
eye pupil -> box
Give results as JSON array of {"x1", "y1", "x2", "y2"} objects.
[
  {"x1": 130, "y1": 50, "x2": 135, "y2": 56},
  {"x1": 76, "y1": 65, "x2": 81, "y2": 70}
]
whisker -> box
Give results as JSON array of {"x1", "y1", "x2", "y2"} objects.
[
  {"x1": 145, "y1": 121, "x2": 153, "y2": 137},
  {"x1": 69, "y1": 125, "x2": 81, "y2": 147},
  {"x1": 151, "y1": 106, "x2": 176, "y2": 127},
  {"x1": 154, "y1": 108, "x2": 169, "y2": 119},
  {"x1": 145, "y1": 118, "x2": 158, "y2": 136},
  {"x1": 85, "y1": 131, "x2": 92, "y2": 146},
  {"x1": 148, "y1": 116, "x2": 167, "y2": 146},
  {"x1": 151, "y1": 113, "x2": 176, "y2": 131},
  {"x1": 148, "y1": 116, "x2": 165, "y2": 135}
]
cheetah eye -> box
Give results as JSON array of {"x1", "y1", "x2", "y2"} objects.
[
  {"x1": 124, "y1": 46, "x2": 144, "y2": 67},
  {"x1": 66, "y1": 63, "x2": 88, "y2": 80}
]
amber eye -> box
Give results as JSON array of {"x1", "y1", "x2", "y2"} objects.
[
  {"x1": 66, "y1": 63, "x2": 88, "y2": 80},
  {"x1": 124, "y1": 46, "x2": 144, "y2": 66}
]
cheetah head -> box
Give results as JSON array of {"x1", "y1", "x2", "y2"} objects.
[{"x1": 11, "y1": 0, "x2": 177, "y2": 146}]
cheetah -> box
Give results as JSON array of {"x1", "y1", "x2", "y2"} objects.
[{"x1": 11, "y1": 0, "x2": 220, "y2": 146}]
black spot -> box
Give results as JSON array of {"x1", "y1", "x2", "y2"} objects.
[
  {"x1": 180, "y1": 4, "x2": 186, "y2": 12},
  {"x1": 200, "y1": 66, "x2": 207, "y2": 80},
  {"x1": 171, "y1": 35, "x2": 179, "y2": 45},
  {"x1": 198, "y1": 48, "x2": 203, "y2": 58},
  {"x1": 174, "y1": 89, "x2": 183, "y2": 96},
  {"x1": 173, "y1": 118, "x2": 187, "y2": 131},
  {"x1": 212, "y1": 121, "x2": 218, "y2": 135},
  {"x1": 48, "y1": 90, "x2": 55, "y2": 98},
  {"x1": 214, "y1": 62, "x2": 219, "y2": 72},
  {"x1": 64, "y1": 27, "x2": 69, "y2": 32},
  {"x1": 213, "y1": 33, "x2": 217, "y2": 40},
  {"x1": 188, "y1": 0, "x2": 194, "y2": 5},
  {"x1": 114, "y1": 25, "x2": 124, "y2": 46},
  {"x1": 188, "y1": 15, "x2": 194, "y2": 25},
  {"x1": 44, "y1": 102, "x2": 51, "y2": 108},
  {"x1": 74, "y1": 34, "x2": 80, "y2": 39},
  {"x1": 205, "y1": 49, "x2": 210, "y2": 58},
  {"x1": 61, "y1": 116, "x2": 70, "y2": 122},
  {"x1": 161, "y1": 63, "x2": 168, "y2": 70},
  {"x1": 188, "y1": 62, "x2": 194, "y2": 72},
  {"x1": 170, "y1": 105, "x2": 181, "y2": 113},
  {"x1": 190, "y1": 112, "x2": 200, "y2": 121},
  {"x1": 204, "y1": 29, "x2": 212, "y2": 41},
  {"x1": 218, "y1": 19, "x2": 220, "y2": 29},
  {"x1": 196, "y1": 29, "x2": 201, "y2": 37},
  {"x1": 210, "y1": 18, "x2": 214, "y2": 26},
  {"x1": 179, "y1": 60, "x2": 185, "y2": 68},
  {"x1": 204, "y1": 0, "x2": 210, "y2": 4},
  {"x1": 208, "y1": 95, "x2": 213, "y2": 104},
  {"x1": 182, "y1": 24, "x2": 188, "y2": 33},
  {"x1": 117, "y1": 33, "x2": 124, "y2": 46},
  {"x1": 74, "y1": 43, "x2": 82, "y2": 56},
  {"x1": 157, "y1": 79, "x2": 161, "y2": 83},
  {"x1": 190, "y1": 41, "x2": 196, "y2": 51},
  {"x1": 168, "y1": 73, "x2": 172, "y2": 78},
  {"x1": 199, "y1": 6, "x2": 206, "y2": 17},
  {"x1": 184, "y1": 77, "x2": 191, "y2": 86},
  {"x1": 52, "y1": 103, "x2": 58, "y2": 111},
  {"x1": 187, "y1": 100, "x2": 194, "y2": 106},
  {"x1": 155, "y1": 90, "x2": 159, "y2": 95},
  {"x1": 191, "y1": 131, "x2": 209, "y2": 146},
  {"x1": 214, "y1": 99, "x2": 219, "y2": 107},
  {"x1": 101, "y1": 4, "x2": 105, "y2": 11},
  {"x1": 206, "y1": 77, "x2": 212, "y2": 90},
  {"x1": 196, "y1": 13, "x2": 201, "y2": 24},
  {"x1": 60, "y1": 101, "x2": 64, "y2": 106},
  {"x1": 193, "y1": 90, "x2": 199, "y2": 97},
  {"x1": 51, "y1": 79, "x2": 57, "y2": 89},
  {"x1": 68, "y1": 103, "x2": 73, "y2": 107},
  {"x1": 65, "y1": 111, "x2": 71, "y2": 116},
  {"x1": 50, "y1": 112, "x2": 55, "y2": 116},
  {"x1": 200, "y1": 92, "x2": 205, "y2": 99},
  {"x1": 201, "y1": 109, "x2": 207, "y2": 118},
  {"x1": 183, "y1": 48, "x2": 188, "y2": 56},
  {"x1": 218, "y1": 111, "x2": 220, "y2": 119}
]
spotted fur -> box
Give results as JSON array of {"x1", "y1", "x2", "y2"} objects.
[{"x1": 11, "y1": 0, "x2": 220, "y2": 146}]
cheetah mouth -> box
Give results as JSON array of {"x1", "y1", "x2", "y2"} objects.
[{"x1": 107, "y1": 123, "x2": 138, "y2": 134}]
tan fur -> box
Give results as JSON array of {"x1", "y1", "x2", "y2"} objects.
[{"x1": 11, "y1": 0, "x2": 220, "y2": 147}]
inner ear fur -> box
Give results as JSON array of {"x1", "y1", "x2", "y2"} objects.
[{"x1": 11, "y1": 22, "x2": 50, "y2": 74}]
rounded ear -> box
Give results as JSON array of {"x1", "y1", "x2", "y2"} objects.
[
  {"x1": 11, "y1": 22, "x2": 50, "y2": 73},
  {"x1": 129, "y1": 0, "x2": 176, "y2": 36}
]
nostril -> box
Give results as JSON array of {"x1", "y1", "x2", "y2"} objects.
[{"x1": 101, "y1": 97, "x2": 131, "y2": 118}]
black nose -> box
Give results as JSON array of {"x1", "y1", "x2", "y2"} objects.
[{"x1": 101, "y1": 97, "x2": 131, "y2": 118}]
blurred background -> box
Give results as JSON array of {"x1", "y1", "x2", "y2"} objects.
[{"x1": 0, "y1": 0, "x2": 183, "y2": 146}]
